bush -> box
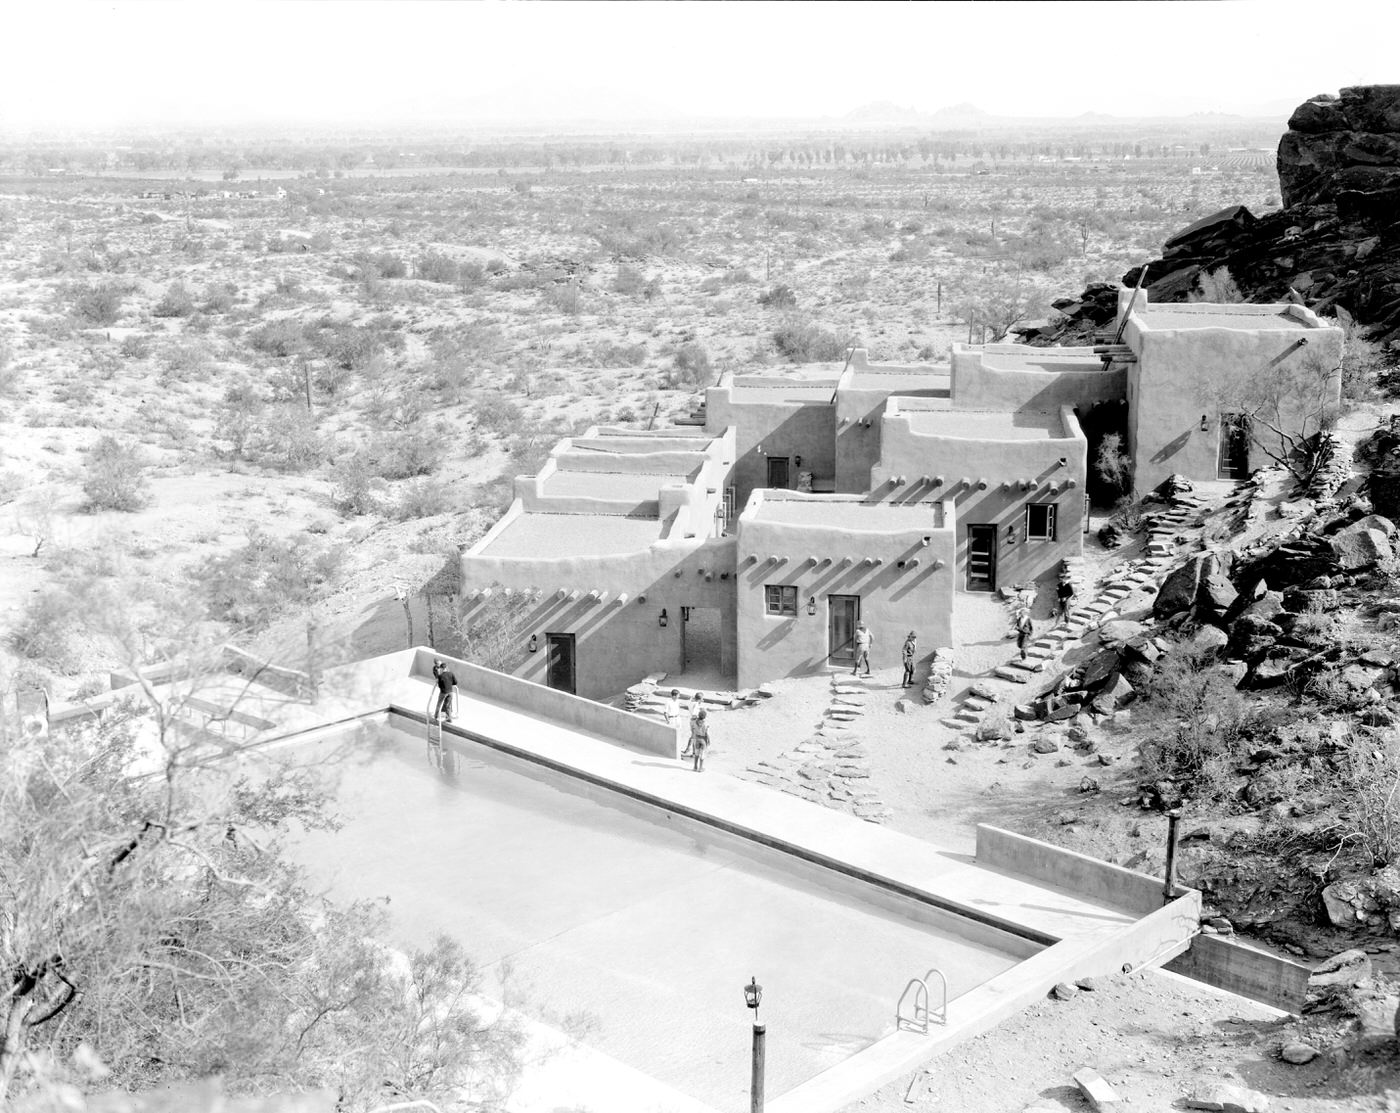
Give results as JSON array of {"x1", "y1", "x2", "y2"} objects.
[
  {"x1": 1138, "y1": 648, "x2": 1251, "y2": 798},
  {"x1": 416, "y1": 252, "x2": 459, "y2": 283},
  {"x1": 671, "y1": 343, "x2": 712, "y2": 390},
  {"x1": 1094, "y1": 432, "x2": 1133, "y2": 498},
  {"x1": 9, "y1": 588, "x2": 72, "y2": 667},
  {"x1": 471, "y1": 391, "x2": 523, "y2": 436},
  {"x1": 82, "y1": 435, "x2": 148, "y2": 512},
  {"x1": 367, "y1": 428, "x2": 447, "y2": 480},
  {"x1": 330, "y1": 451, "x2": 381, "y2": 516},
  {"x1": 772, "y1": 321, "x2": 848, "y2": 363},
  {"x1": 195, "y1": 531, "x2": 345, "y2": 631},
  {"x1": 119, "y1": 333, "x2": 152, "y2": 360},
  {"x1": 1339, "y1": 731, "x2": 1400, "y2": 866},
  {"x1": 392, "y1": 476, "x2": 453, "y2": 521},
  {"x1": 758, "y1": 284, "x2": 797, "y2": 309},
  {"x1": 248, "y1": 404, "x2": 325, "y2": 471},
  {"x1": 65, "y1": 282, "x2": 124, "y2": 326},
  {"x1": 248, "y1": 318, "x2": 305, "y2": 358},
  {"x1": 152, "y1": 280, "x2": 195, "y2": 318}
]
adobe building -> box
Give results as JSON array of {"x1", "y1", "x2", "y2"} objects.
[{"x1": 459, "y1": 289, "x2": 1343, "y2": 699}]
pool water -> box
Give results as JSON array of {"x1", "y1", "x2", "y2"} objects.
[{"x1": 276, "y1": 717, "x2": 1034, "y2": 1111}]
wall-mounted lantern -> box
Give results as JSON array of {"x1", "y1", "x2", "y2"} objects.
[
  {"x1": 795, "y1": 455, "x2": 802, "y2": 468},
  {"x1": 807, "y1": 597, "x2": 817, "y2": 616},
  {"x1": 1006, "y1": 524, "x2": 1018, "y2": 546},
  {"x1": 1058, "y1": 456, "x2": 1068, "y2": 468},
  {"x1": 1200, "y1": 414, "x2": 1209, "y2": 432},
  {"x1": 527, "y1": 634, "x2": 538, "y2": 654},
  {"x1": 659, "y1": 609, "x2": 669, "y2": 628}
]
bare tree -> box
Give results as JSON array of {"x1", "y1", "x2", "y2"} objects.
[{"x1": 954, "y1": 273, "x2": 1048, "y2": 342}]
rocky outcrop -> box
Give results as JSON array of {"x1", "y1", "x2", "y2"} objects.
[{"x1": 1028, "y1": 85, "x2": 1400, "y2": 344}]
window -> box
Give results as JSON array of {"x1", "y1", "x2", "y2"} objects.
[
  {"x1": 1026, "y1": 502, "x2": 1057, "y2": 542},
  {"x1": 764, "y1": 584, "x2": 798, "y2": 616}
]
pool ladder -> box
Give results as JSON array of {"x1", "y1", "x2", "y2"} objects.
[{"x1": 895, "y1": 967, "x2": 948, "y2": 1034}]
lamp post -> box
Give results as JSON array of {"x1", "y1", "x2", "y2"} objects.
[{"x1": 744, "y1": 976, "x2": 765, "y2": 1113}]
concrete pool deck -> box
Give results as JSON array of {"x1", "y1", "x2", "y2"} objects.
[{"x1": 117, "y1": 648, "x2": 1199, "y2": 1112}]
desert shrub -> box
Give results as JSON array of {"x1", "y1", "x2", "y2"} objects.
[
  {"x1": 215, "y1": 379, "x2": 265, "y2": 458},
  {"x1": 1138, "y1": 647, "x2": 1251, "y2": 798},
  {"x1": 1189, "y1": 266, "x2": 1244, "y2": 303},
  {"x1": 248, "y1": 317, "x2": 305, "y2": 358},
  {"x1": 1338, "y1": 731, "x2": 1400, "y2": 866},
  {"x1": 415, "y1": 252, "x2": 460, "y2": 283},
  {"x1": 159, "y1": 340, "x2": 211, "y2": 384},
  {"x1": 1108, "y1": 496, "x2": 1148, "y2": 533},
  {"x1": 9, "y1": 587, "x2": 72, "y2": 667},
  {"x1": 613, "y1": 263, "x2": 645, "y2": 296},
  {"x1": 367, "y1": 428, "x2": 447, "y2": 479},
  {"x1": 448, "y1": 588, "x2": 533, "y2": 671},
  {"x1": 758, "y1": 284, "x2": 797, "y2": 309},
  {"x1": 329, "y1": 451, "x2": 382, "y2": 516},
  {"x1": 119, "y1": 333, "x2": 152, "y2": 359},
  {"x1": 152, "y1": 280, "x2": 195, "y2": 318},
  {"x1": 540, "y1": 283, "x2": 580, "y2": 315},
  {"x1": 471, "y1": 391, "x2": 523, "y2": 435},
  {"x1": 195, "y1": 530, "x2": 345, "y2": 631},
  {"x1": 248, "y1": 404, "x2": 325, "y2": 471},
  {"x1": 203, "y1": 283, "x2": 238, "y2": 314},
  {"x1": 671, "y1": 342, "x2": 712, "y2": 390},
  {"x1": 81, "y1": 435, "x2": 148, "y2": 512},
  {"x1": 772, "y1": 321, "x2": 848, "y2": 363},
  {"x1": 457, "y1": 260, "x2": 486, "y2": 290},
  {"x1": 64, "y1": 281, "x2": 125, "y2": 326},
  {"x1": 1095, "y1": 432, "x2": 1133, "y2": 498},
  {"x1": 392, "y1": 476, "x2": 453, "y2": 521}
]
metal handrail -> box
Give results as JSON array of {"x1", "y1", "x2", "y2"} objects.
[
  {"x1": 895, "y1": 966, "x2": 949, "y2": 1034},
  {"x1": 895, "y1": 977, "x2": 929, "y2": 1033}
]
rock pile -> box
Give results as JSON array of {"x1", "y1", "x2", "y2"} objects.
[
  {"x1": 922, "y1": 647, "x2": 954, "y2": 704},
  {"x1": 1022, "y1": 85, "x2": 1400, "y2": 344}
]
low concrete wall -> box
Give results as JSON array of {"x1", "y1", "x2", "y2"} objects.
[
  {"x1": 770, "y1": 890, "x2": 1199, "y2": 1113},
  {"x1": 405, "y1": 647, "x2": 677, "y2": 758},
  {"x1": 975, "y1": 824, "x2": 1178, "y2": 915},
  {"x1": 1165, "y1": 932, "x2": 1310, "y2": 1013}
]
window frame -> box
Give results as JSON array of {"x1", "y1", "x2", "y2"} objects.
[
  {"x1": 764, "y1": 584, "x2": 799, "y2": 616},
  {"x1": 1025, "y1": 501, "x2": 1058, "y2": 542}
]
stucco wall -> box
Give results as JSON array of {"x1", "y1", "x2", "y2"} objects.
[
  {"x1": 460, "y1": 537, "x2": 739, "y2": 700},
  {"x1": 705, "y1": 381, "x2": 836, "y2": 508},
  {"x1": 1125, "y1": 317, "x2": 1344, "y2": 493},
  {"x1": 733, "y1": 494, "x2": 956, "y2": 688},
  {"x1": 951, "y1": 346, "x2": 1126, "y2": 414},
  {"x1": 870, "y1": 406, "x2": 1088, "y2": 592}
]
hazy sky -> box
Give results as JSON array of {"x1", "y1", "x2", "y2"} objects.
[{"x1": 3, "y1": 0, "x2": 1397, "y2": 132}]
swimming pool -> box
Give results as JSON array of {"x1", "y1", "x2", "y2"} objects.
[{"x1": 274, "y1": 716, "x2": 1039, "y2": 1112}]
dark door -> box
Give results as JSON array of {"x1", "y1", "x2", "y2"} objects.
[
  {"x1": 767, "y1": 456, "x2": 790, "y2": 489},
  {"x1": 967, "y1": 525, "x2": 997, "y2": 592},
  {"x1": 1218, "y1": 413, "x2": 1251, "y2": 479},
  {"x1": 545, "y1": 633, "x2": 576, "y2": 694},
  {"x1": 828, "y1": 595, "x2": 860, "y2": 664}
]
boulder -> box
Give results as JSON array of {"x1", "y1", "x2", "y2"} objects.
[
  {"x1": 1330, "y1": 526, "x2": 1392, "y2": 570},
  {"x1": 1154, "y1": 555, "x2": 1207, "y2": 619},
  {"x1": 1310, "y1": 947, "x2": 1373, "y2": 988},
  {"x1": 1099, "y1": 619, "x2": 1148, "y2": 646},
  {"x1": 1050, "y1": 981, "x2": 1079, "y2": 1000},
  {"x1": 1280, "y1": 1042, "x2": 1318, "y2": 1064},
  {"x1": 1199, "y1": 571, "x2": 1239, "y2": 618},
  {"x1": 1032, "y1": 737, "x2": 1059, "y2": 754},
  {"x1": 1282, "y1": 587, "x2": 1342, "y2": 614},
  {"x1": 1350, "y1": 512, "x2": 1397, "y2": 537},
  {"x1": 1186, "y1": 624, "x2": 1230, "y2": 655},
  {"x1": 1184, "y1": 1081, "x2": 1270, "y2": 1112}
]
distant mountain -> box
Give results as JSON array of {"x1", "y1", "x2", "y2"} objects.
[
  {"x1": 929, "y1": 102, "x2": 991, "y2": 123},
  {"x1": 844, "y1": 101, "x2": 926, "y2": 123}
]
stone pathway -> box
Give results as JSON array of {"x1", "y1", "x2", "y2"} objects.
[
  {"x1": 743, "y1": 673, "x2": 893, "y2": 824},
  {"x1": 942, "y1": 485, "x2": 1234, "y2": 733}
]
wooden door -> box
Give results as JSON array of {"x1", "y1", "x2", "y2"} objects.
[
  {"x1": 767, "y1": 456, "x2": 791, "y2": 489},
  {"x1": 828, "y1": 595, "x2": 860, "y2": 664},
  {"x1": 545, "y1": 633, "x2": 576, "y2": 694},
  {"x1": 967, "y1": 525, "x2": 997, "y2": 592}
]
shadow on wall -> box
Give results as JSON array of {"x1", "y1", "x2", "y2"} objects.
[{"x1": 1151, "y1": 428, "x2": 1192, "y2": 466}]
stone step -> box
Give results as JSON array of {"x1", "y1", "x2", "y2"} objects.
[
  {"x1": 954, "y1": 709, "x2": 984, "y2": 723},
  {"x1": 993, "y1": 666, "x2": 1030, "y2": 683},
  {"x1": 1008, "y1": 657, "x2": 1047, "y2": 672},
  {"x1": 1026, "y1": 647, "x2": 1056, "y2": 661},
  {"x1": 963, "y1": 695, "x2": 995, "y2": 711}
]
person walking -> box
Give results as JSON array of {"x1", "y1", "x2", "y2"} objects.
[
  {"x1": 1015, "y1": 610, "x2": 1035, "y2": 661},
  {"x1": 853, "y1": 621, "x2": 873, "y2": 677},
  {"x1": 689, "y1": 709, "x2": 710, "y2": 772},
  {"x1": 682, "y1": 691, "x2": 704, "y2": 757},
  {"x1": 431, "y1": 660, "x2": 459, "y2": 723},
  {"x1": 901, "y1": 631, "x2": 918, "y2": 688}
]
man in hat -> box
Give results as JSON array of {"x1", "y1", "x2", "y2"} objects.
[
  {"x1": 853, "y1": 621, "x2": 873, "y2": 676},
  {"x1": 431, "y1": 659, "x2": 459, "y2": 724},
  {"x1": 901, "y1": 631, "x2": 918, "y2": 688}
]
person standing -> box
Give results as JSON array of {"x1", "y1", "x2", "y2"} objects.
[
  {"x1": 1057, "y1": 574, "x2": 1075, "y2": 625},
  {"x1": 853, "y1": 622, "x2": 873, "y2": 677},
  {"x1": 689, "y1": 709, "x2": 710, "y2": 772},
  {"x1": 682, "y1": 691, "x2": 704, "y2": 757},
  {"x1": 901, "y1": 631, "x2": 918, "y2": 688},
  {"x1": 1015, "y1": 611, "x2": 1035, "y2": 661},
  {"x1": 431, "y1": 659, "x2": 459, "y2": 723}
]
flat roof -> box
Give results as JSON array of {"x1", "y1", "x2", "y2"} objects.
[
  {"x1": 753, "y1": 498, "x2": 945, "y2": 531},
  {"x1": 478, "y1": 512, "x2": 663, "y2": 557},
  {"x1": 848, "y1": 370, "x2": 950, "y2": 390},
  {"x1": 730, "y1": 385, "x2": 834, "y2": 403},
  {"x1": 542, "y1": 471, "x2": 689, "y2": 500},
  {"x1": 1135, "y1": 304, "x2": 1311, "y2": 331},
  {"x1": 980, "y1": 349, "x2": 1104, "y2": 373},
  {"x1": 905, "y1": 409, "x2": 1065, "y2": 440}
]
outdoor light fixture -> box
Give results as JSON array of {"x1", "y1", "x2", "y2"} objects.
[
  {"x1": 794, "y1": 455, "x2": 802, "y2": 468},
  {"x1": 807, "y1": 597, "x2": 817, "y2": 616},
  {"x1": 1200, "y1": 414, "x2": 1209, "y2": 431},
  {"x1": 527, "y1": 634, "x2": 538, "y2": 654},
  {"x1": 1058, "y1": 456, "x2": 1068, "y2": 468},
  {"x1": 659, "y1": 609, "x2": 669, "y2": 628},
  {"x1": 1007, "y1": 525, "x2": 1018, "y2": 545},
  {"x1": 744, "y1": 977, "x2": 766, "y2": 1113}
]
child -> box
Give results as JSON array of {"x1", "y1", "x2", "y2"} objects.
[{"x1": 690, "y1": 709, "x2": 710, "y2": 772}]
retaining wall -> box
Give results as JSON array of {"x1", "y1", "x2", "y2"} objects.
[{"x1": 1164, "y1": 932, "x2": 1310, "y2": 1013}]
